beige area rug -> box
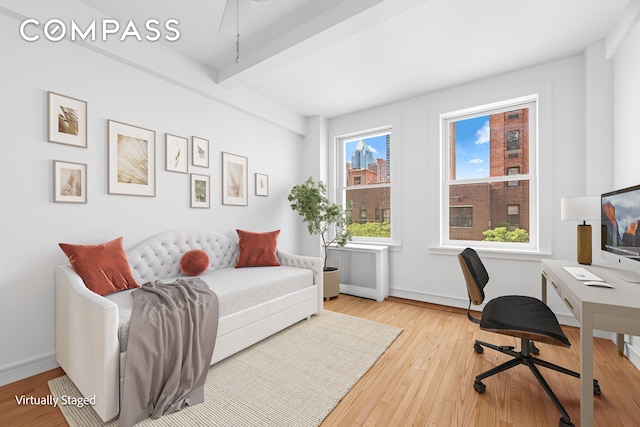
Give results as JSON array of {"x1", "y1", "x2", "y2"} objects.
[{"x1": 49, "y1": 311, "x2": 402, "y2": 427}]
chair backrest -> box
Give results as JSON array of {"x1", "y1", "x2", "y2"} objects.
[{"x1": 458, "y1": 247, "x2": 489, "y2": 305}]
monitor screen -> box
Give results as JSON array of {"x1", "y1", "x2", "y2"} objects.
[{"x1": 601, "y1": 184, "x2": 640, "y2": 260}]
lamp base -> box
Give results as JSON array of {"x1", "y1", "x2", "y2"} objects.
[{"x1": 577, "y1": 224, "x2": 592, "y2": 265}]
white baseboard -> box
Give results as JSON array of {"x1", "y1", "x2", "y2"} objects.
[
  {"x1": 626, "y1": 340, "x2": 640, "y2": 370},
  {"x1": 389, "y1": 287, "x2": 468, "y2": 309},
  {"x1": 0, "y1": 353, "x2": 58, "y2": 387}
]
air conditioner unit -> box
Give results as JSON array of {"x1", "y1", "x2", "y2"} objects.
[{"x1": 326, "y1": 244, "x2": 389, "y2": 302}]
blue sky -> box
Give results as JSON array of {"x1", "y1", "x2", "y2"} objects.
[{"x1": 454, "y1": 116, "x2": 490, "y2": 180}]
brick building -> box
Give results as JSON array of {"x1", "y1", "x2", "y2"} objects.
[
  {"x1": 343, "y1": 134, "x2": 392, "y2": 230},
  {"x1": 346, "y1": 168, "x2": 390, "y2": 224},
  {"x1": 449, "y1": 108, "x2": 530, "y2": 241}
]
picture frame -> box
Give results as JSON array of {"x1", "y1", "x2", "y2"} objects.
[
  {"x1": 48, "y1": 91, "x2": 87, "y2": 148},
  {"x1": 165, "y1": 134, "x2": 188, "y2": 173},
  {"x1": 255, "y1": 173, "x2": 269, "y2": 197},
  {"x1": 192, "y1": 136, "x2": 209, "y2": 167},
  {"x1": 190, "y1": 173, "x2": 210, "y2": 208},
  {"x1": 107, "y1": 120, "x2": 156, "y2": 197},
  {"x1": 53, "y1": 160, "x2": 87, "y2": 203},
  {"x1": 222, "y1": 152, "x2": 248, "y2": 206}
]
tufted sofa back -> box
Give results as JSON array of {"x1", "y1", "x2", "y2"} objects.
[{"x1": 126, "y1": 229, "x2": 239, "y2": 283}]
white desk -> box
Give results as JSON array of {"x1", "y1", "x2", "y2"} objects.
[{"x1": 541, "y1": 260, "x2": 640, "y2": 427}]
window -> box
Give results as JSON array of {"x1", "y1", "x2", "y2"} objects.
[
  {"x1": 442, "y1": 96, "x2": 536, "y2": 248},
  {"x1": 382, "y1": 208, "x2": 390, "y2": 223},
  {"x1": 506, "y1": 130, "x2": 520, "y2": 151},
  {"x1": 507, "y1": 167, "x2": 519, "y2": 187},
  {"x1": 507, "y1": 204, "x2": 520, "y2": 229},
  {"x1": 337, "y1": 128, "x2": 392, "y2": 241},
  {"x1": 359, "y1": 209, "x2": 367, "y2": 223},
  {"x1": 450, "y1": 206, "x2": 473, "y2": 227}
]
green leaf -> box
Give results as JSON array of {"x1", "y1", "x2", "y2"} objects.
[{"x1": 288, "y1": 177, "x2": 352, "y2": 268}]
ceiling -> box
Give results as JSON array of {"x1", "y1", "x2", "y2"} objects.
[{"x1": 76, "y1": 0, "x2": 631, "y2": 119}]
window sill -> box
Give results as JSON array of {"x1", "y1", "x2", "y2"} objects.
[{"x1": 430, "y1": 245, "x2": 552, "y2": 262}]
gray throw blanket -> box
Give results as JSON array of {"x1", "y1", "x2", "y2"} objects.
[{"x1": 119, "y1": 278, "x2": 219, "y2": 427}]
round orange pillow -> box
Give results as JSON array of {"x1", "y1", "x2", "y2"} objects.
[{"x1": 180, "y1": 250, "x2": 210, "y2": 276}]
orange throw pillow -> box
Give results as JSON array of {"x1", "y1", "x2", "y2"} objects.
[
  {"x1": 235, "y1": 229, "x2": 281, "y2": 268},
  {"x1": 59, "y1": 237, "x2": 140, "y2": 296},
  {"x1": 180, "y1": 250, "x2": 210, "y2": 276}
]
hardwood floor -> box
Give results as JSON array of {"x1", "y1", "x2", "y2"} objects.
[
  {"x1": 322, "y1": 296, "x2": 640, "y2": 426},
  {"x1": 0, "y1": 367, "x2": 67, "y2": 427},
  {"x1": 1, "y1": 295, "x2": 639, "y2": 426}
]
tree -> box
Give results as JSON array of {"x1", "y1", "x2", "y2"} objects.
[
  {"x1": 482, "y1": 226, "x2": 529, "y2": 243},
  {"x1": 347, "y1": 222, "x2": 391, "y2": 238},
  {"x1": 288, "y1": 177, "x2": 352, "y2": 269}
]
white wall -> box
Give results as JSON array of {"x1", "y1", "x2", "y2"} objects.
[
  {"x1": 613, "y1": 19, "x2": 640, "y2": 367},
  {"x1": 328, "y1": 55, "x2": 600, "y2": 322},
  {"x1": 614, "y1": 21, "x2": 640, "y2": 188},
  {"x1": 327, "y1": 35, "x2": 640, "y2": 369},
  {"x1": 297, "y1": 116, "x2": 330, "y2": 258},
  {"x1": 0, "y1": 12, "x2": 305, "y2": 385}
]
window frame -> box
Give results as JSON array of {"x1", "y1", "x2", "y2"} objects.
[
  {"x1": 440, "y1": 95, "x2": 539, "y2": 251},
  {"x1": 334, "y1": 125, "x2": 396, "y2": 245}
]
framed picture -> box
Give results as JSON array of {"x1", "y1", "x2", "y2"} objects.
[
  {"x1": 222, "y1": 152, "x2": 248, "y2": 206},
  {"x1": 165, "y1": 134, "x2": 188, "y2": 173},
  {"x1": 190, "y1": 173, "x2": 210, "y2": 208},
  {"x1": 108, "y1": 120, "x2": 156, "y2": 197},
  {"x1": 48, "y1": 91, "x2": 87, "y2": 148},
  {"x1": 53, "y1": 160, "x2": 87, "y2": 203},
  {"x1": 192, "y1": 136, "x2": 209, "y2": 167},
  {"x1": 255, "y1": 173, "x2": 269, "y2": 197}
]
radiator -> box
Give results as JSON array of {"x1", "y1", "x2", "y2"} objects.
[{"x1": 326, "y1": 244, "x2": 389, "y2": 302}]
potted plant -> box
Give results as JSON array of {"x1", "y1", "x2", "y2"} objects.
[{"x1": 288, "y1": 177, "x2": 351, "y2": 299}]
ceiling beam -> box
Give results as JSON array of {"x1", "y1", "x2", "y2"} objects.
[
  {"x1": 0, "y1": 0, "x2": 307, "y2": 135},
  {"x1": 216, "y1": 0, "x2": 428, "y2": 89}
]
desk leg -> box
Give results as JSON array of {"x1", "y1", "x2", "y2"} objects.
[
  {"x1": 541, "y1": 272, "x2": 547, "y2": 304},
  {"x1": 580, "y1": 309, "x2": 594, "y2": 427},
  {"x1": 617, "y1": 333, "x2": 625, "y2": 355}
]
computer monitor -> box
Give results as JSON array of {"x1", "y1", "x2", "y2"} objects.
[{"x1": 601, "y1": 184, "x2": 640, "y2": 282}]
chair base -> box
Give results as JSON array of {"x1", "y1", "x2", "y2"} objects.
[{"x1": 473, "y1": 337, "x2": 600, "y2": 427}]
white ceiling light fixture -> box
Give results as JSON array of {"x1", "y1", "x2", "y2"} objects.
[{"x1": 219, "y1": 0, "x2": 269, "y2": 63}]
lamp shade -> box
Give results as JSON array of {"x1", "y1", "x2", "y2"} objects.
[{"x1": 560, "y1": 196, "x2": 600, "y2": 222}]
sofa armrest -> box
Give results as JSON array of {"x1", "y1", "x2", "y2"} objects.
[
  {"x1": 55, "y1": 265, "x2": 121, "y2": 422},
  {"x1": 277, "y1": 250, "x2": 323, "y2": 313}
]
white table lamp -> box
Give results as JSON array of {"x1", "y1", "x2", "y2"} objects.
[{"x1": 561, "y1": 196, "x2": 600, "y2": 265}]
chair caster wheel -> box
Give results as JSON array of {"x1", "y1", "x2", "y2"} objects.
[
  {"x1": 530, "y1": 342, "x2": 540, "y2": 355},
  {"x1": 473, "y1": 380, "x2": 486, "y2": 394},
  {"x1": 558, "y1": 417, "x2": 574, "y2": 427},
  {"x1": 593, "y1": 379, "x2": 601, "y2": 396},
  {"x1": 473, "y1": 343, "x2": 484, "y2": 354}
]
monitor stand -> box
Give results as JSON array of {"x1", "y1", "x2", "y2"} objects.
[{"x1": 618, "y1": 273, "x2": 640, "y2": 283}]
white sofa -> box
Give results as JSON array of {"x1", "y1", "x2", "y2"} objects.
[{"x1": 55, "y1": 229, "x2": 323, "y2": 422}]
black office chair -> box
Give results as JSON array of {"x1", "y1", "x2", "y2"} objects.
[{"x1": 458, "y1": 247, "x2": 600, "y2": 427}]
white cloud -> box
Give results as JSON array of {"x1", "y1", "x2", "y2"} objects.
[
  {"x1": 469, "y1": 158, "x2": 484, "y2": 164},
  {"x1": 474, "y1": 120, "x2": 490, "y2": 145}
]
